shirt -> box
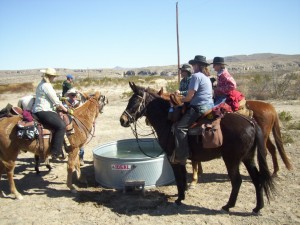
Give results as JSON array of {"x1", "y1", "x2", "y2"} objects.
[
  {"x1": 189, "y1": 72, "x2": 213, "y2": 106},
  {"x1": 33, "y1": 80, "x2": 61, "y2": 113},
  {"x1": 179, "y1": 75, "x2": 192, "y2": 96},
  {"x1": 214, "y1": 69, "x2": 236, "y2": 96},
  {"x1": 62, "y1": 80, "x2": 73, "y2": 96}
]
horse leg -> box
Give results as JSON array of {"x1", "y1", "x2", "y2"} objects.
[
  {"x1": 171, "y1": 164, "x2": 187, "y2": 205},
  {"x1": 34, "y1": 155, "x2": 41, "y2": 174},
  {"x1": 190, "y1": 160, "x2": 199, "y2": 188},
  {"x1": 266, "y1": 137, "x2": 279, "y2": 176},
  {"x1": 243, "y1": 159, "x2": 264, "y2": 213},
  {"x1": 6, "y1": 161, "x2": 23, "y2": 200},
  {"x1": 222, "y1": 162, "x2": 242, "y2": 212},
  {"x1": 66, "y1": 147, "x2": 80, "y2": 193},
  {"x1": 0, "y1": 161, "x2": 5, "y2": 197}
]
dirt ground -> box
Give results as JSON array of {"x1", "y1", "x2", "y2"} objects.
[{"x1": 0, "y1": 85, "x2": 299, "y2": 225}]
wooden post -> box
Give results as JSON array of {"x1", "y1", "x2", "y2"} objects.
[{"x1": 176, "y1": 2, "x2": 180, "y2": 84}]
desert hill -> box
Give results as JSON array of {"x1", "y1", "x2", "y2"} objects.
[{"x1": 1, "y1": 53, "x2": 300, "y2": 85}]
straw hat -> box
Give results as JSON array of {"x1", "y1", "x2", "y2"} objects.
[
  {"x1": 40, "y1": 68, "x2": 59, "y2": 76},
  {"x1": 65, "y1": 88, "x2": 77, "y2": 96}
]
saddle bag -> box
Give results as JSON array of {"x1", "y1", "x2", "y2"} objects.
[
  {"x1": 17, "y1": 120, "x2": 39, "y2": 140},
  {"x1": 201, "y1": 118, "x2": 223, "y2": 149}
]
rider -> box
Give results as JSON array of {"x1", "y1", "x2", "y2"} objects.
[
  {"x1": 173, "y1": 55, "x2": 214, "y2": 165},
  {"x1": 63, "y1": 88, "x2": 85, "y2": 166},
  {"x1": 175, "y1": 64, "x2": 193, "y2": 97},
  {"x1": 211, "y1": 57, "x2": 237, "y2": 105},
  {"x1": 32, "y1": 68, "x2": 70, "y2": 159},
  {"x1": 62, "y1": 74, "x2": 74, "y2": 97}
]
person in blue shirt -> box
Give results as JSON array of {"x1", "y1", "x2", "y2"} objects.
[{"x1": 173, "y1": 55, "x2": 214, "y2": 165}]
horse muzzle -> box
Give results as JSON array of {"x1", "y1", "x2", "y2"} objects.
[{"x1": 120, "y1": 113, "x2": 131, "y2": 127}]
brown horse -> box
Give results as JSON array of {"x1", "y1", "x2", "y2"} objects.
[
  {"x1": 157, "y1": 88, "x2": 292, "y2": 186},
  {"x1": 0, "y1": 91, "x2": 103, "y2": 199},
  {"x1": 120, "y1": 82, "x2": 275, "y2": 213}
]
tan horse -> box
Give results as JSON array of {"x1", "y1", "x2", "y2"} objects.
[
  {"x1": 157, "y1": 88, "x2": 292, "y2": 186},
  {"x1": 0, "y1": 91, "x2": 103, "y2": 199}
]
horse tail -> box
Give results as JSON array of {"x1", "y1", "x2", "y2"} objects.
[
  {"x1": 255, "y1": 122, "x2": 276, "y2": 202},
  {"x1": 272, "y1": 114, "x2": 292, "y2": 170}
]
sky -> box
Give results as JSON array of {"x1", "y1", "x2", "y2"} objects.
[{"x1": 0, "y1": 0, "x2": 300, "y2": 70}]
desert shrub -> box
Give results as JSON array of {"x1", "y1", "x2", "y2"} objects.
[
  {"x1": 166, "y1": 81, "x2": 178, "y2": 93},
  {"x1": 287, "y1": 121, "x2": 300, "y2": 130},
  {"x1": 281, "y1": 132, "x2": 294, "y2": 144},
  {"x1": 278, "y1": 111, "x2": 293, "y2": 123},
  {"x1": 0, "y1": 83, "x2": 34, "y2": 94}
]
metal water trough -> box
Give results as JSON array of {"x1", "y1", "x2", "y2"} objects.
[{"x1": 93, "y1": 138, "x2": 175, "y2": 190}]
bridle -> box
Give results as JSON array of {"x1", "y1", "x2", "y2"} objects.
[
  {"x1": 124, "y1": 90, "x2": 163, "y2": 158},
  {"x1": 123, "y1": 91, "x2": 147, "y2": 124},
  {"x1": 72, "y1": 96, "x2": 100, "y2": 145}
]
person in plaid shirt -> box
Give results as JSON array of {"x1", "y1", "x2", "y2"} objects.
[
  {"x1": 211, "y1": 57, "x2": 237, "y2": 105},
  {"x1": 175, "y1": 64, "x2": 192, "y2": 96}
]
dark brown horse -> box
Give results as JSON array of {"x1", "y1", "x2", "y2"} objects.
[
  {"x1": 120, "y1": 82, "x2": 275, "y2": 213},
  {"x1": 0, "y1": 91, "x2": 103, "y2": 199},
  {"x1": 157, "y1": 89, "x2": 292, "y2": 186}
]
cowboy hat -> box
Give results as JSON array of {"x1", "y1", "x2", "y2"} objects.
[
  {"x1": 188, "y1": 55, "x2": 209, "y2": 66},
  {"x1": 179, "y1": 64, "x2": 192, "y2": 74},
  {"x1": 65, "y1": 88, "x2": 77, "y2": 96},
  {"x1": 211, "y1": 57, "x2": 227, "y2": 65},
  {"x1": 40, "y1": 68, "x2": 59, "y2": 76}
]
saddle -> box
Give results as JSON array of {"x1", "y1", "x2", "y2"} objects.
[{"x1": 15, "y1": 108, "x2": 74, "y2": 160}]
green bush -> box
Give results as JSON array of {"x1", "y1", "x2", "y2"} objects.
[{"x1": 278, "y1": 111, "x2": 293, "y2": 122}]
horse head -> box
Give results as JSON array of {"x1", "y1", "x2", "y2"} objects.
[{"x1": 120, "y1": 82, "x2": 162, "y2": 127}]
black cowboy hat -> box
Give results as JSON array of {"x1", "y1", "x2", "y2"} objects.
[
  {"x1": 179, "y1": 64, "x2": 192, "y2": 74},
  {"x1": 211, "y1": 57, "x2": 227, "y2": 65},
  {"x1": 188, "y1": 55, "x2": 209, "y2": 66}
]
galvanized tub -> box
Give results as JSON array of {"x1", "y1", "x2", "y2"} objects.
[{"x1": 93, "y1": 138, "x2": 175, "y2": 189}]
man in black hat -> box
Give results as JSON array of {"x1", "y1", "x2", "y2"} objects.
[
  {"x1": 211, "y1": 57, "x2": 237, "y2": 105},
  {"x1": 173, "y1": 55, "x2": 214, "y2": 165}
]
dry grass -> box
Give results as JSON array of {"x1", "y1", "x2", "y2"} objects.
[{"x1": 0, "y1": 83, "x2": 34, "y2": 94}]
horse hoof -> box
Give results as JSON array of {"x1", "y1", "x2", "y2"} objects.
[
  {"x1": 175, "y1": 199, "x2": 182, "y2": 205},
  {"x1": 70, "y1": 189, "x2": 77, "y2": 194},
  {"x1": 221, "y1": 206, "x2": 230, "y2": 212},
  {"x1": 188, "y1": 184, "x2": 196, "y2": 189},
  {"x1": 15, "y1": 194, "x2": 24, "y2": 200},
  {"x1": 252, "y1": 207, "x2": 262, "y2": 214}
]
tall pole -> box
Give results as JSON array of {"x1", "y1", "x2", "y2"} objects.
[{"x1": 176, "y1": 2, "x2": 180, "y2": 84}]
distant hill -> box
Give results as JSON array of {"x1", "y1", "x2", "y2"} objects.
[{"x1": 1, "y1": 53, "x2": 300, "y2": 84}]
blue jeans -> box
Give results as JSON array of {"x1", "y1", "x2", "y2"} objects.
[
  {"x1": 34, "y1": 111, "x2": 65, "y2": 156},
  {"x1": 79, "y1": 147, "x2": 84, "y2": 160},
  {"x1": 214, "y1": 95, "x2": 227, "y2": 106},
  {"x1": 174, "y1": 103, "x2": 213, "y2": 163}
]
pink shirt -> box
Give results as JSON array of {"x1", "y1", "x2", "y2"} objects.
[{"x1": 214, "y1": 69, "x2": 236, "y2": 96}]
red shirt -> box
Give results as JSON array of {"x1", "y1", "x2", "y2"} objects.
[{"x1": 214, "y1": 69, "x2": 236, "y2": 96}]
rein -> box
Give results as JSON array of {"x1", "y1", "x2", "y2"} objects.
[
  {"x1": 126, "y1": 90, "x2": 164, "y2": 158},
  {"x1": 72, "y1": 97, "x2": 99, "y2": 145}
]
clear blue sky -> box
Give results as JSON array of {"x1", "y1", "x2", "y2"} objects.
[{"x1": 1, "y1": 0, "x2": 300, "y2": 70}]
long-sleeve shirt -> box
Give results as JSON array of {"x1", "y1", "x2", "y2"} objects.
[
  {"x1": 214, "y1": 69, "x2": 236, "y2": 96},
  {"x1": 179, "y1": 76, "x2": 192, "y2": 96},
  {"x1": 33, "y1": 80, "x2": 61, "y2": 113}
]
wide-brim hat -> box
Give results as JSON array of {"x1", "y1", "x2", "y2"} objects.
[
  {"x1": 188, "y1": 55, "x2": 209, "y2": 66},
  {"x1": 65, "y1": 88, "x2": 77, "y2": 96},
  {"x1": 211, "y1": 57, "x2": 227, "y2": 65},
  {"x1": 179, "y1": 64, "x2": 192, "y2": 73},
  {"x1": 40, "y1": 68, "x2": 59, "y2": 76}
]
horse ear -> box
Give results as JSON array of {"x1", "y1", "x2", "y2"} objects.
[
  {"x1": 94, "y1": 91, "x2": 101, "y2": 100},
  {"x1": 157, "y1": 87, "x2": 164, "y2": 96},
  {"x1": 129, "y1": 82, "x2": 137, "y2": 93}
]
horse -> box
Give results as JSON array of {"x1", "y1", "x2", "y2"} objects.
[
  {"x1": 17, "y1": 93, "x2": 108, "y2": 173},
  {"x1": 0, "y1": 91, "x2": 103, "y2": 199},
  {"x1": 120, "y1": 82, "x2": 275, "y2": 213},
  {"x1": 156, "y1": 88, "x2": 292, "y2": 186}
]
